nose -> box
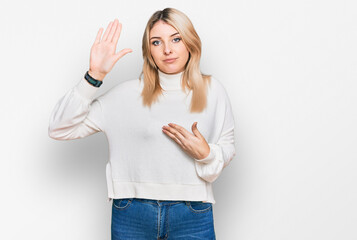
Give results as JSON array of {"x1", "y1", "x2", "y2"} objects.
[{"x1": 163, "y1": 43, "x2": 172, "y2": 55}]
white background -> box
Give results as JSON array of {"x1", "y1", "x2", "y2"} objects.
[{"x1": 1, "y1": 0, "x2": 356, "y2": 239}]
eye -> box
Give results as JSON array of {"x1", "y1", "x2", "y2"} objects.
[
  {"x1": 173, "y1": 37, "x2": 181, "y2": 42},
  {"x1": 152, "y1": 40, "x2": 160, "y2": 46}
]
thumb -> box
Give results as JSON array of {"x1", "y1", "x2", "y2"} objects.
[
  {"x1": 114, "y1": 48, "x2": 133, "y2": 62},
  {"x1": 192, "y1": 122, "x2": 202, "y2": 138}
]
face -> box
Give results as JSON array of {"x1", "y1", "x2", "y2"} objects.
[{"x1": 149, "y1": 20, "x2": 190, "y2": 74}]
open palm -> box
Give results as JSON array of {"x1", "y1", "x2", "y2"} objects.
[{"x1": 89, "y1": 18, "x2": 132, "y2": 81}]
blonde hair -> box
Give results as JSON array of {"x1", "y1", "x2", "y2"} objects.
[{"x1": 139, "y1": 8, "x2": 211, "y2": 113}]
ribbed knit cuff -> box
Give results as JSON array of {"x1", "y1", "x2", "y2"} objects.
[
  {"x1": 75, "y1": 76, "x2": 100, "y2": 101},
  {"x1": 194, "y1": 143, "x2": 216, "y2": 164}
]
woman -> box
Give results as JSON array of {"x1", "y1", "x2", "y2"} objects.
[{"x1": 48, "y1": 8, "x2": 236, "y2": 240}]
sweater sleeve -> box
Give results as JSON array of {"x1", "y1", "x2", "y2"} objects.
[
  {"x1": 48, "y1": 77, "x2": 105, "y2": 140},
  {"x1": 193, "y1": 84, "x2": 236, "y2": 183}
]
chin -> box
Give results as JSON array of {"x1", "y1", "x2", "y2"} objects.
[{"x1": 161, "y1": 66, "x2": 185, "y2": 74}]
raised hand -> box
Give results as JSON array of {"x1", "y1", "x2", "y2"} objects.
[{"x1": 88, "y1": 18, "x2": 133, "y2": 81}]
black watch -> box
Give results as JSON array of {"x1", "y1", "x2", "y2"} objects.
[{"x1": 84, "y1": 71, "x2": 103, "y2": 87}]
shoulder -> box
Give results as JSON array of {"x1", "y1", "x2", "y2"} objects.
[
  {"x1": 207, "y1": 75, "x2": 230, "y2": 99},
  {"x1": 205, "y1": 75, "x2": 235, "y2": 114},
  {"x1": 111, "y1": 78, "x2": 142, "y2": 93},
  {"x1": 96, "y1": 78, "x2": 142, "y2": 102}
]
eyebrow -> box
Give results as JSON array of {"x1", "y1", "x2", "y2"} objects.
[{"x1": 150, "y1": 32, "x2": 180, "y2": 40}]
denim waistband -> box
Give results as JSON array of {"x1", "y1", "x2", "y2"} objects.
[{"x1": 123, "y1": 197, "x2": 205, "y2": 206}]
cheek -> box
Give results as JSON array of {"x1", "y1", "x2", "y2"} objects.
[
  {"x1": 179, "y1": 46, "x2": 189, "y2": 60},
  {"x1": 150, "y1": 48, "x2": 160, "y2": 61}
]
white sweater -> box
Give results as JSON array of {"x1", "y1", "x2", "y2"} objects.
[{"x1": 48, "y1": 69, "x2": 236, "y2": 204}]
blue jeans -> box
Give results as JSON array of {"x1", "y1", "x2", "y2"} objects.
[{"x1": 111, "y1": 198, "x2": 216, "y2": 240}]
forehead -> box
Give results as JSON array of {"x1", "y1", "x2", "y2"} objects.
[{"x1": 150, "y1": 21, "x2": 178, "y2": 37}]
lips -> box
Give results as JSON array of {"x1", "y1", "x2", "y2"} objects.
[{"x1": 164, "y1": 58, "x2": 177, "y2": 63}]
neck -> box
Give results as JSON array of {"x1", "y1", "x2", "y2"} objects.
[{"x1": 158, "y1": 69, "x2": 184, "y2": 91}]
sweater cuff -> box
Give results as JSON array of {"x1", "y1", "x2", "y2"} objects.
[
  {"x1": 194, "y1": 143, "x2": 216, "y2": 164},
  {"x1": 75, "y1": 76, "x2": 100, "y2": 101}
]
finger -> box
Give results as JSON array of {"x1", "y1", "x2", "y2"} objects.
[
  {"x1": 191, "y1": 122, "x2": 203, "y2": 138},
  {"x1": 164, "y1": 125, "x2": 187, "y2": 147},
  {"x1": 94, "y1": 27, "x2": 103, "y2": 44},
  {"x1": 113, "y1": 48, "x2": 133, "y2": 62},
  {"x1": 112, "y1": 21, "x2": 122, "y2": 44},
  {"x1": 162, "y1": 128, "x2": 183, "y2": 147},
  {"x1": 167, "y1": 123, "x2": 190, "y2": 138},
  {"x1": 108, "y1": 19, "x2": 118, "y2": 42},
  {"x1": 102, "y1": 21, "x2": 113, "y2": 41}
]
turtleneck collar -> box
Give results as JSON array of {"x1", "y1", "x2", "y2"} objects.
[{"x1": 158, "y1": 69, "x2": 184, "y2": 91}]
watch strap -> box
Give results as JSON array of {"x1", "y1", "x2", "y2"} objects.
[{"x1": 84, "y1": 71, "x2": 103, "y2": 88}]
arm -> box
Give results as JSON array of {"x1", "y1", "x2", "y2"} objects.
[
  {"x1": 48, "y1": 76, "x2": 105, "y2": 140},
  {"x1": 194, "y1": 86, "x2": 236, "y2": 183},
  {"x1": 49, "y1": 18, "x2": 132, "y2": 140}
]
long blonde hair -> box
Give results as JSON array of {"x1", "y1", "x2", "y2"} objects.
[{"x1": 139, "y1": 8, "x2": 211, "y2": 113}]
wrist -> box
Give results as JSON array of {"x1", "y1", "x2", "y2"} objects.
[
  {"x1": 88, "y1": 69, "x2": 106, "y2": 81},
  {"x1": 84, "y1": 71, "x2": 103, "y2": 88}
]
